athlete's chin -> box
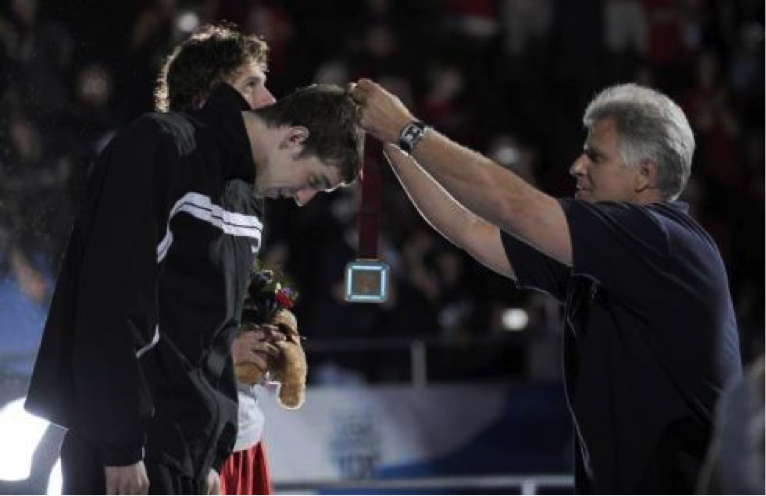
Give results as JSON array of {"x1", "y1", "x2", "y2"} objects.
[{"x1": 252, "y1": 186, "x2": 271, "y2": 199}]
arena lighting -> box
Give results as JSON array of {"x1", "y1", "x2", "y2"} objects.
[
  {"x1": 502, "y1": 308, "x2": 529, "y2": 331},
  {"x1": 46, "y1": 459, "x2": 62, "y2": 495},
  {"x1": 494, "y1": 143, "x2": 520, "y2": 166},
  {"x1": 0, "y1": 398, "x2": 49, "y2": 481},
  {"x1": 177, "y1": 11, "x2": 200, "y2": 33}
]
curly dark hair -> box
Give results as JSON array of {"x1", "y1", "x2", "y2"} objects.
[
  {"x1": 254, "y1": 84, "x2": 365, "y2": 184},
  {"x1": 155, "y1": 22, "x2": 268, "y2": 112}
]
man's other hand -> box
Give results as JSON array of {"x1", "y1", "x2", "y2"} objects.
[
  {"x1": 350, "y1": 78, "x2": 413, "y2": 144},
  {"x1": 104, "y1": 461, "x2": 149, "y2": 495}
]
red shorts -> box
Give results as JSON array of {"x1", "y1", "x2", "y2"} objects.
[{"x1": 220, "y1": 442, "x2": 272, "y2": 495}]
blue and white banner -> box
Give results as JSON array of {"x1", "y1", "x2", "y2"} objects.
[{"x1": 259, "y1": 383, "x2": 572, "y2": 482}]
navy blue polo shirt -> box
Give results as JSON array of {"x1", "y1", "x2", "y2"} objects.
[{"x1": 501, "y1": 199, "x2": 742, "y2": 493}]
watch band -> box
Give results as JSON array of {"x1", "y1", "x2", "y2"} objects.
[{"x1": 398, "y1": 120, "x2": 429, "y2": 155}]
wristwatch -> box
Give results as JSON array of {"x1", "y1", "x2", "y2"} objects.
[{"x1": 398, "y1": 120, "x2": 429, "y2": 155}]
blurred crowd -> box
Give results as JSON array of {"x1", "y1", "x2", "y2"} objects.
[{"x1": 0, "y1": 0, "x2": 763, "y2": 384}]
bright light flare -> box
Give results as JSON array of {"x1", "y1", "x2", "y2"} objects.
[
  {"x1": 46, "y1": 458, "x2": 62, "y2": 495},
  {"x1": 177, "y1": 11, "x2": 200, "y2": 33},
  {"x1": 502, "y1": 308, "x2": 529, "y2": 331},
  {"x1": 0, "y1": 398, "x2": 49, "y2": 481}
]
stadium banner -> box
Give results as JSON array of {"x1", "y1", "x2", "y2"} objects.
[{"x1": 260, "y1": 383, "x2": 572, "y2": 482}]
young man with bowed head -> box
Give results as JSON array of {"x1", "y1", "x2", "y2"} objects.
[
  {"x1": 351, "y1": 79, "x2": 741, "y2": 493},
  {"x1": 156, "y1": 23, "x2": 281, "y2": 495},
  {"x1": 24, "y1": 69, "x2": 363, "y2": 494}
]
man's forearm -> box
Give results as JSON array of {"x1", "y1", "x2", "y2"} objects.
[
  {"x1": 351, "y1": 77, "x2": 536, "y2": 233},
  {"x1": 411, "y1": 128, "x2": 535, "y2": 233},
  {"x1": 384, "y1": 144, "x2": 480, "y2": 249}
]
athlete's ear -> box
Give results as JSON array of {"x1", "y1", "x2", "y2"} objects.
[{"x1": 285, "y1": 126, "x2": 309, "y2": 148}]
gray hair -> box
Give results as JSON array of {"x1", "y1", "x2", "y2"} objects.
[{"x1": 583, "y1": 84, "x2": 695, "y2": 200}]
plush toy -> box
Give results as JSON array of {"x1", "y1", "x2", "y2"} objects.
[{"x1": 234, "y1": 270, "x2": 307, "y2": 409}]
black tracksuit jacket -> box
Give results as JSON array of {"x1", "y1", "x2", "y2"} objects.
[{"x1": 25, "y1": 85, "x2": 263, "y2": 476}]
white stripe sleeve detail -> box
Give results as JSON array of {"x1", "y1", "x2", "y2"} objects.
[
  {"x1": 136, "y1": 325, "x2": 160, "y2": 358},
  {"x1": 151, "y1": 192, "x2": 262, "y2": 356},
  {"x1": 156, "y1": 192, "x2": 262, "y2": 263}
]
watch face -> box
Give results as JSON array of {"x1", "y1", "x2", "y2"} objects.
[
  {"x1": 403, "y1": 125, "x2": 423, "y2": 142},
  {"x1": 400, "y1": 121, "x2": 426, "y2": 153}
]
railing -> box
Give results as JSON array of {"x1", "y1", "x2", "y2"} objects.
[
  {"x1": 304, "y1": 333, "x2": 537, "y2": 387},
  {"x1": 274, "y1": 474, "x2": 574, "y2": 494}
]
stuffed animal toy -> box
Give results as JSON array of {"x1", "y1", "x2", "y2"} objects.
[{"x1": 234, "y1": 269, "x2": 307, "y2": 409}]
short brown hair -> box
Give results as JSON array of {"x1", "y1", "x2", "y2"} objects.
[
  {"x1": 155, "y1": 22, "x2": 268, "y2": 112},
  {"x1": 254, "y1": 84, "x2": 364, "y2": 184}
]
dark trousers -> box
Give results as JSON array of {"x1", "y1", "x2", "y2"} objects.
[{"x1": 60, "y1": 430, "x2": 205, "y2": 495}]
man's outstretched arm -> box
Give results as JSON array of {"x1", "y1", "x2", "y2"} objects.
[
  {"x1": 352, "y1": 79, "x2": 572, "y2": 267},
  {"x1": 383, "y1": 144, "x2": 514, "y2": 278}
]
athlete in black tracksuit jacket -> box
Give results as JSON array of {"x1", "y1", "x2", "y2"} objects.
[{"x1": 25, "y1": 84, "x2": 263, "y2": 493}]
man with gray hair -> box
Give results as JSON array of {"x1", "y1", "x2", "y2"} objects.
[{"x1": 351, "y1": 79, "x2": 742, "y2": 493}]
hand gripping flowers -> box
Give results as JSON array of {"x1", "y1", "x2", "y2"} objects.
[{"x1": 235, "y1": 269, "x2": 307, "y2": 409}]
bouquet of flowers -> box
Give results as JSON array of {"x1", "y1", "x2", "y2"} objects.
[{"x1": 241, "y1": 269, "x2": 298, "y2": 324}]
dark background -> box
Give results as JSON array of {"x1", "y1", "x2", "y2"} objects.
[{"x1": 0, "y1": 0, "x2": 763, "y2": 388}]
